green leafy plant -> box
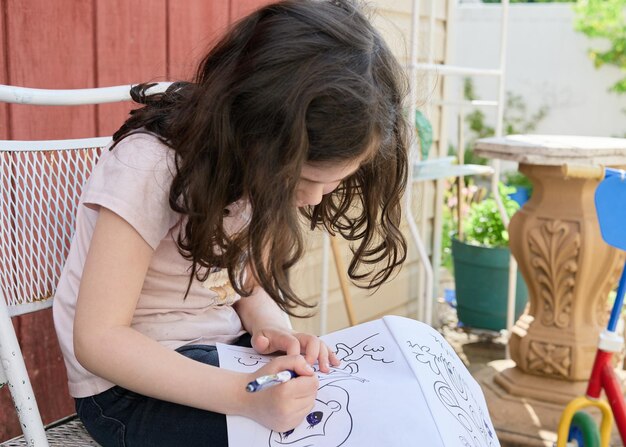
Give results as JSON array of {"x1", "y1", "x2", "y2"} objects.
[
  {"x1": 482, "y1": 0, "x2": 571, "y2": 3},
  {"x1": 440, "y1": 80, "x2": 547, "y2": 269},
  {"x1": 503, "y1": 170, "x2": 533, "y2": 195},
  {"x1": 574, "y1": 0, "x2": 626, "y2": 94},
  {"x1": 441, "y1": 180, "x2": 487, "y2": 270},
  {"x1": 462, "y1": 183, "x2": 520, "y2": 248}
]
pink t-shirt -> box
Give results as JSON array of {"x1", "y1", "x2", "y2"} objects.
[{"x1": 53, "y1": 133, "x2": 247, "y2": 398}]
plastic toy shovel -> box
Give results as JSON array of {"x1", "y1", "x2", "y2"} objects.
[{"x1": 595, "y1": 174, "x2": 626, "y2": 250}]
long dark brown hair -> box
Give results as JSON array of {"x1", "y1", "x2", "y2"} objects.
[{"x1": 112, "y1": 0, "x2": 409, "y2": 316}]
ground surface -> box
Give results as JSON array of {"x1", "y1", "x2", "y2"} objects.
[{"x1": 438, "y1": 301, "x2": 624, "y2": 447}]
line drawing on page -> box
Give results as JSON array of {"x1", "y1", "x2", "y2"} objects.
[
  {"x1": 334, "y1": 332, "x2": 394, "y2": 369},
  {"x1": 220, "y1": 332, "x2": 396, "y2": 447},
  {"x1": 407, "y1": 334, "x2": 496, "y2": 447},
  {"x1": 220, "y1": 317, "x2": 500, "y2": 447},
  {"x1": 267, "y1": 332, "x2": 396, "y2": 446},
  {"x1": 268, "y1": 381, "x2": 354, "y2": 447}
]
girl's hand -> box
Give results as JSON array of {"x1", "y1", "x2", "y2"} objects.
[
  {"x1": 251, "y1": 328, "x2": 340, "y2": 373},
  {"x1": 242, "y1": 355, "x2": 319, "y2": 432}
]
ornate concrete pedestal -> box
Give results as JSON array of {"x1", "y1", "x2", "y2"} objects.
[{"x1": 475, "y1": 135, "x2": 626, "y2": 405}]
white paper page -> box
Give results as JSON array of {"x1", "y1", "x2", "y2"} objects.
[
  {"x1": 383, "y1": 315, "x2": 500, "y2": 447},
  {"x1": 217, "y1": 318, "x2": 444, "y2": 447}
]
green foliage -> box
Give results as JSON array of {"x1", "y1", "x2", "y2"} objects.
[
  {"x1": 460, "y1": 79, "x2": 549, "y2": 166},
  {"x1": 442, "y1": 206, "x2": 455, "y2": 271},
  {"x1": 463, "y1": 183, "x2": 520, "y2": 248},
  {"x1": 504, "y1": 93, "x2": 549, "y2": 135},
  {"x1": 441, "y1": 180, "x2": 487, "y2": 270},
  {"x1": 440, "y1": 80, "x2": 546, "y2": 269},
  {"x1": 503, "y1": 171, "x2": 533, "y2": 195},
  {"x1": 482, "y1": 0, "x2": 572, "y2": 2},
  {"x1": 461, "y1": 78, "x2": 491, "y2": 165},
  {"x1": 574, "y1": 0, "x2": 626, "y2": 94},
  {"x1": 441, "y1": 182, "x2": 519, "y2": 271}
]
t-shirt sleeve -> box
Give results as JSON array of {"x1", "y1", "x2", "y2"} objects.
[{"x1": 82, "y1": 133, "x2": 180, "y2": 250}]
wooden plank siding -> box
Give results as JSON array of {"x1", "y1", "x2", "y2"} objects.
[
  {"x1": 0, "y1": 0, "x2": 270, "y2": 441},
  {"x1": 167, "y1": 1, "x2": 231, "y2": 81},
  {"x1": 230, "y1": 0, "x2": 274, "y2": 22},
  {"x1": 0, "y1": 0, "x2": 16, "y2": 442},
  {"x1": 95, "y1": 0, "x2": 168, "y2": 136},
  {"x1": 6, "y1": 0, "x2": 97, "y2": 140},
  {"x1": 0, "y1": 0, "x2": 98, "y2": 441}
]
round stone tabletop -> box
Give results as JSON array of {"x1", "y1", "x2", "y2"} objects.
[{"x1": 474, "y1": 134, "x2": 626, "y2": 166}]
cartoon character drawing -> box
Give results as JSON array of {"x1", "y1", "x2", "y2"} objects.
[
  {"x1": 225, "y1": 332, "x2": 396, "y2": 447},
  {"x1": 267, "y1": 333, "x2": 394, "y2": 446},
  {"x1": 268, "y1": 384, "x2": 352, "y2": 447}
]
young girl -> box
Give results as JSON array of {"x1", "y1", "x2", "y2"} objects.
[{"x1": 53, "y1": 0, "x2": 409, "y2": 445}]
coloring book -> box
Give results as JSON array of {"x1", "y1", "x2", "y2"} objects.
[{"x1": 217, "y1": 315, "x2": 499, "y2": 447}]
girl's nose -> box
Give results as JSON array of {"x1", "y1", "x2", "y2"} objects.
[
  {"x1": 301, "y1": 184, "x2": 324, "y2": 206},
  {"x1": 306, "y1": 187, "x2": 324, "y2": 206}
]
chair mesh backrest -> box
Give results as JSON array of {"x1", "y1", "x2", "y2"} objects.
[{"x1": 0, "y1": 144, "x2": 105, "y2": 316}]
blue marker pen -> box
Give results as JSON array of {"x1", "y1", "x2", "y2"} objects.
[{"x1": 246, "y1": 370, "x2": 298, "y2": 393}]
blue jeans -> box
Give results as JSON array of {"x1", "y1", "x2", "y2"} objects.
[{"x1": 76, "y1": 334, "x2": 252, "y2": 447}]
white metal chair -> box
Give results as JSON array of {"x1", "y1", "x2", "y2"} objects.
[
  {"x1": 0, "y1": 83, "x2": 170, "y2": 446},
  {"x1": 0, "y1": 137, "x2": 107, "y2": 446}
]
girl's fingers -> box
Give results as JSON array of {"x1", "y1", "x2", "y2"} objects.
[
  {"x1": 302, "y1": 336, "x2": 321, "y2": 366},
  {"x1": 270, "y1": 354, "x2": 315, "y2": 377},
  {"x1": 256, "y1": 331, "x2": 340, "y2": 373},
  {"x1": 328, "y1": 348, "x2": 340, "y2": 366},
  {"x1": 283, "y1": 374, "x2": 319, "y2": 399},
  {"x1": 252, "y1": 334, "x2": 271, "y2": 353},
  {"x1": 296, "y1": 334, "x2": 340, "y2": 371},
  {"x1": 281, "y1": 334, "x2": 302, "y2": 357},
  {"x1": 254, "y1": 330, "x2": 300, "y2": 356},
  {"x1": 317, "y1": 343, "x2": 330, "y2": 373}
]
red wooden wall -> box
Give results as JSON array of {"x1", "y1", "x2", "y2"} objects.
[{"x1": 0, "y1": 0, "x2": 272, "y2": 441}]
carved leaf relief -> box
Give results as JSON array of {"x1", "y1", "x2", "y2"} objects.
[{"x1": 528, "y1": 220, "x2": 580, "y2": 328}]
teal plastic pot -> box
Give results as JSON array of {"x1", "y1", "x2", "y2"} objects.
[{"x1": 451, "y1": 238, "x2": 528, "y2": 331}]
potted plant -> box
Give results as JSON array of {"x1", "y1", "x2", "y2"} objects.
[{"x1": 451, "y1": 183, "x2": 528, "y2": 332}]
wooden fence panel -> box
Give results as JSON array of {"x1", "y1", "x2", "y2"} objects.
[
  {"x1": 95, "y1": 0, "x2": 168, "y2": 136},
  {"x1": 0, "y1": 0, "x2": 7, "y2": 139},
  {"x1": 7, "y1": 0, "x2": 96, "y2": 140},
  {"x1": 0, "y1": 0, "x2": 17, "y2": 441},
  {"x1": 0, "y1": 0, "x2": 96, "y2": 441},
  {"x1": 230, "y1": 0, "x2": 276, "y2": 22},
  {"x1": 168, "y1": 0, "x2": 230, "y2": 81}
]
